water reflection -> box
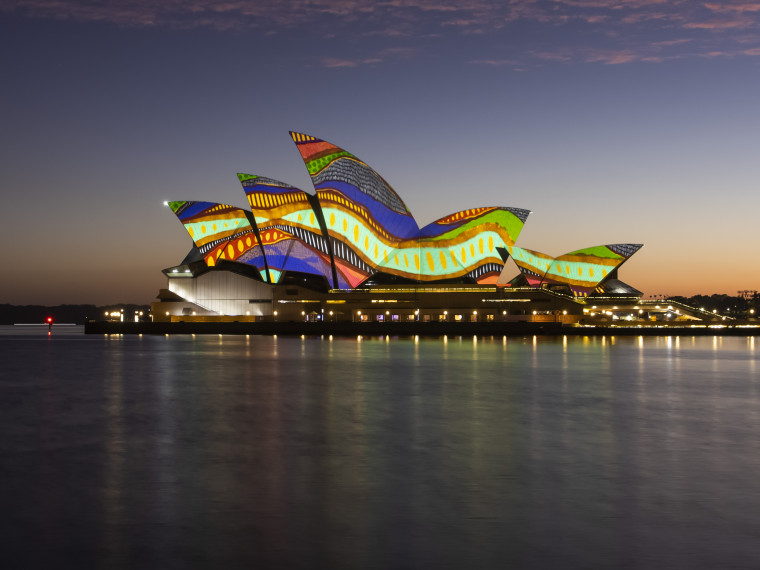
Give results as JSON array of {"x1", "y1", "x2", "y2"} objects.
[{"x1": 2, "y1": 333, "x2": 760, "y2": 568}]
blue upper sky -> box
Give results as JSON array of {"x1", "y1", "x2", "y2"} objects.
[{"x1": 2, "y1": 0, "x2": 759, "y2": 303}]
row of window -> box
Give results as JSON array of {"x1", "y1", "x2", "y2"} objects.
[{"x1": 360, "y1": 313, "x2": 495, "y2": 322}]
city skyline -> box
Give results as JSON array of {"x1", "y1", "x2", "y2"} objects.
[{"x1": 2, "y1": 1, "x2": 759, "y2": 304}]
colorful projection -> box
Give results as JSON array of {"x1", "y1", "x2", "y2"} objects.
[
  {"x1": 402, "y1": 207, "x2": 531, "y2": 284},
  {"x1": 238, "y1": 174, "x2": 347, "y2": 287},
  {"x1": 291, "y1": 131, "x2": 418, "y2": 287},
  {"x1": 166, "y1": 132, "x2": 641, "y2": 292},
  {"x1": 506, "y1": 243, "x2": 643, "y2": 296},
  {"x1": 167, "y1": 201, "x2": 264, "y2": 272},
  {"x1": 290, "y1": 132, "x2": 530, "y2": 285}
]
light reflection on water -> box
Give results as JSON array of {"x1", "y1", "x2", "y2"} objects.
[{"x1": 1, "y1": 328, "x2": 760, "y2": 569}]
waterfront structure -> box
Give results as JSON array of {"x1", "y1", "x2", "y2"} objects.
[{"x1": 154, "y1": 132, "x2": 645, "y2": 323}]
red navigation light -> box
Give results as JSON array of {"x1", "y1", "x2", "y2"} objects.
[{"x1": 46, "y1": 317, "x2": 53, "y2": 324}]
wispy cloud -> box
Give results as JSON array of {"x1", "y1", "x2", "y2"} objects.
[
  {"x1": 319, "y1": 46, "x2": 415, "y2": 68},
  {"x1": 4, "y1": 0, "x2": 760, "y2": 65},
  {"x1": 684, "y1": 19, "x2": 752, "y2": 30},
  {"x1": 704, "y1": 3, "x2": 760, "y2": 14}
]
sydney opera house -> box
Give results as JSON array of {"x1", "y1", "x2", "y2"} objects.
[{"x1": 152, "y1": 132, "x2": 643, "y2": 324}]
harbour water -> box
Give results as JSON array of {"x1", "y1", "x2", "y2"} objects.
[{"x1": 2, "y1": 327, "x2": 760, "y2": 569}]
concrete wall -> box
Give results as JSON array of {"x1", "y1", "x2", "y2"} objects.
[{"x1": 167, "y1": 270, "x2": 274, "y2": 317}]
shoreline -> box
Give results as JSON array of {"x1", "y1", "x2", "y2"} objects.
[{"x1": 84, "y1": 321, "x2": 760, "y2": 337}]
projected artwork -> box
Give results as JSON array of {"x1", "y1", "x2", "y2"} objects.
[
  {"x1": 290, "y1": 132, "x2": 530, "y2": 285},
  {"x1": 239, "y1": 174, "x2": 344, "y2": 287},
  {"x1": 167, "y1": 201, "x2": 265, "y2": 273},
  {"x1": 166, "y1": 132, "x2": 641, "y2": 293},
  {"x1": 507, "y1": 244, "x2": 643, "y2": 296},
  {"x1": 405, "y1": 207, "x2": 531, "y2": 284},
  {"x1": 290, "y1": 131, "x2": 418, "y2": 287}
]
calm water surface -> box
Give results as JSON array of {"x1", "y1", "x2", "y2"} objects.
[{"x1": 2, "y1": 327, "x2": 759, "y2": 569}]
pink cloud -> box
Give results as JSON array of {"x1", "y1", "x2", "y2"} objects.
[
  {"x1": 683, "y1": 19, "x2": 750, "y2": 29},
  {"x1": 704, "y1": 3, "x2": 760, "y2": 14},
  {"x1": 3, "y1": 0, "x2": 760, "y2": 66},
  {"x1": 652, "y1": 38, "x2": 692, "y2": 47},
  {"x1": 585, "y1": 50, "x2": 640, "y2": 64},
  {"x1": 469, "y1": 59, "x2": 520, "y2": 66},
  {"x1": 321, "y1": 57, "x2": 358, "y2": 68}
]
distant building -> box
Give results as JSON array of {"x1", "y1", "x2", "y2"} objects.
[{"x1": 152, "y1": 132, "x2": 645, "y2": 323}]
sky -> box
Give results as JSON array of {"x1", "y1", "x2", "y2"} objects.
[{"x1": 1, "y1": 0, "x2": 759, "y2": 305}]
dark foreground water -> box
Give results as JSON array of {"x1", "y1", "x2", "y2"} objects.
[{"x1": 2, "y1": 327, "x2": 760, "y2": 569}]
